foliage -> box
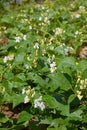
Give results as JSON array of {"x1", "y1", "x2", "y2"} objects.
[{"x1": 0, "y1": 0, "x2": 87, "y2": 129}]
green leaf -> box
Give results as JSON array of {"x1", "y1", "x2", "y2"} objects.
[
  {"x1": 58, "y1": 57, "x2": 76, "y2": 76},
  {"x1": 13, "y1": 53, "x2": 25, "y2": 65},
  {"x1": 17, "y1": 111, "x2": 33, "y2": 123},
  {"x1": 33, "y1": 74, "x2": 47, "y2": 87},
  {"x1": 82, "y1": 68, "x2": 87, "y2": 79},
  {"x1": 12, "y1": 94, "x2": 25, "y2": 108},
  {"x1": 43, "y1": 95, "x2": 58, "y2": 109},
  {"x1": 4, "y1": 72, "x2": 14, "y2": 80},
  {"x1": 0, "y1": 128, "x2": 9, "y2": 130},
  {"x1": 83, "y1": 113, "x2": 87, "y2": 123},
  {"x1": 69, "y1": 109, "x2": 83, "y2": 119},
  {"x1": 16, "y1": 73, "x2": 26, "y2": 81},
  {"x1": 47, "y1": 128, "x2": 58, "y2": 130},
  {"x1": 40, "y1": 117, "x2": 52, "y2": 125},
  {"x1": 77, "y1": 59, "x2": 87, "y2": 72},
  {"x1": 0, "y1": 113, "x2": 9, "y2": 123},
  {"x1": 48, "y1": 71, "x2": 71, "y2": 92},
  {"x1": 47, "y1": 126, "x2": 67, "y2": 130},
  {"x1": 68, "y1": 94, "x2": 76, "y2": 104}
]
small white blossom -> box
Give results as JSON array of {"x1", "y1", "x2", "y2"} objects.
[
  {"x1": 3, "y1": 56, "x2": 8, "y2": 63},
  {"x1": 34, "y1": 97, "x2": 45, "y2": 111},
  {"x1": 50, "y1": 62, "x2": 56, "y2": 68},
  {"x1": 8, "y1": 54, "x2": 14, "y2": 61},
  {"x1": 24, "y1": 95, "x2": 29, "y2": 103},
  {"x1": 64, "y1": 48, "x2": 69, "y2": 55},
  {"x1": 41, "y1": 6, "x2": 45, "y2": 10},
  {"x1": 39, "y1": 102, "x2": 45, "y2": 111},
  {"x1": 47, "y1": 58, "x2": 51, "y2": 64},
  {"x1": 79, "y1": 6, "x2": 85, "y2": 10},
  {"x1": 75, "y1": 14, "x2": 81, "y2": 18},
  {"x1": 75, "y1": 31, "x2": 79, "y2": 35},
  {"x1": 34, "y1": 99, "x2": 40, "y2": 108},
  {"x1": 26, "y1": 89, "x2": 30, "y2": 95},
  {"x1": 50, "y1": 67, "x2": 56, "y2": 73},
  {"x1": 29, "y1": 25, "x2": 32, "y2": 30},
  {"x1": 23, "y1": 35, "x2": 27, "y2": 40},
  {"x1": 44, "y1": 17, "x2": 48, "y2": 22},
  {"x1": 25, "y1": 64, "x2": 29, "y2": 69},
  {"x1": 54, "y1": 27, "x2": 63, "y2": 36},
  {"x1": 31, "y1": 91, "x2": 35, "y2": 98},
  {"x1": 15, "y1": 36, "x2": 21, "y2": 43},
  {"x1": 39, "y1": 17, "x2": 42, "y2": 21},
  {"x1": 22, "y1": 88, "x2": 25, "y2": 94},
  {"x1": 34, "y1": 42, "x2": 39, "y2": 49},
  {"x1": 77, "y1": 91, "x2": 83, "y2": 100}
]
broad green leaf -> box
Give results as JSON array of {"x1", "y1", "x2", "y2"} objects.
[
  {"x1": 48, "y1": 71, "x2": 71, "y2": 92},
  {"x1": 33, "y1": 74, "x2": 47, "y2": 87},
  {"x1": 40, "y1": 117, "x2": 52, "y2": 125},
  {"x1": 16, "y1": 73, "x2": 26, "y2": 81},
  {"x1": 43, "y1": 95, "x2": 58, "y2": 108},
  {"x1": 82, "y1": 68, "x2": 87, "y2": 79},
  {"x1": 0, "y1": 128, "x2": 8, "y2": 130},
  {"x1": 77, "y1": 59, "x2": 87, "y2": 72},
  {"x1": 69, "y1": 109, "x2": 83, "y2": 119},
  {"x1": 13, "y1": 53, "x2": 25, "y2": 65},
  {"x1": 27, "y1": 72, "x2": 35, "y2": 80},
  {"x1": 83, "y1": 113, "x2": 87, "y2": 123},
  {"x1": 47, "y1": 128, "x2": 58, "y2": 130},
  {"x1": 47, "y1": 126, "x2": 67, "y2": 130},
  {"x1": 17, "y1": 111, "x2": 33, "y2": 123},
  {"x1": 4, "y1": 72, "x2": 14, "y2": 80},
  {"x1": 68, "y1": 94, "x2": 76, "y2": 104},
  {"x1": 0, "y1": 113, "x2": 9, "y2": 123},
  {"x1": 58, "y1": 57, "x2": 76, "y2": 76},
  {"x1": 12, "y1": 94, "x2": 25, "y2": 108}
]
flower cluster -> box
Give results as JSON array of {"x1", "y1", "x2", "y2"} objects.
[
  {"x1": 22, "y1": 86, "x2": 35, "y2": 104},
  {"x1": 75, "y1": 74, "x2": 87, "y2": 100},
  {"x1": 15, "y1": 35, "x2": 27, "y2": 43},
  {"x1": 3, "y1": 54, "x2": 14, "y2": 63},
  {"x1": 53, "y1": 27, "x2": 63, "y2": 36},
  {"x1": 34, "y1": 96, "x2": 45, "y2": 111}
]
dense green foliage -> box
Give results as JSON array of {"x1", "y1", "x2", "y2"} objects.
[{"x1": 0, "y1": 0, "x2": 87, "y2": 129}]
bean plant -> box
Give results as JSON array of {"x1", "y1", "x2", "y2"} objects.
[{"x1": 0, "y1": 0, "x2": 87, "y2": 129}]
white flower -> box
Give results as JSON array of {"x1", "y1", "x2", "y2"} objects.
[
  {"x1": 64, "y1": 48, "x2": 69, "y2": 55},
  {"x1": 34, "y1": 97, "x2": 45, "y2": 111},
  {"x1": 75, "y1": 31, "x2": 79, "y2": 35},
  {"x1": 79, "y1": 6, "x2": 85, "y2": 10},
  {"x1": 39, "y1": 17, "x2": 42, "y2": 21},
  {"x1": 50, "y1": 62, "x2": 56, "y2": 68},
  {"x1": 41, "y1": 6, "x2": 45, "y2": 10},
  {"x1": 25, "y1": 64, "x2": 29, "y2": 69},
  {"x1": 23, "y1": 35, "x2": 27, "y2": 40},
  {"x1": 29, "y1": 25, "x2": 32, "y2": 30},
  {"x1": 22, "y1": 88, "x2": 25, "y2": 94},
  {"x1": 15, "y1": 36, "x2": 21, "y2": 43},
  {"x1": 47, "y1": 58, "x2": 51, "y2": 64},
  {"x1": 34, "y1": 42, "x2": 39, "y2": 49},
  {"x1": 26, "y1": 89, "x2": 30, "y2": 95},
  {"x1": 24, "y1": 95, "x2": 29, "y2": 103},
  {"x1": 3, "y1": 56, "x2": 8, "y2": 63},
  {"x1": 39, "y1": 102, "x2": 45, "y2": 111},
  {"x1": 77, "y1": 90, "x2": 83, "y2": 100},
  {"x1": 50, "y1": 67, "x2": 56, "y2": 73},
  {"x1": 8, "y1": 54, "x2": 14, "y2": 61},
  {"x1": 44, "y1": 17, "x2": 48, "y2": 22},
  {"x1": 34, "y1": 99, "x2": 40, "y2": 108},
  {"x1": 77, "y1": 94, "x2": 83, "y2": 100},
  {"x1": 55, "y1": 27, "x2": 63, "y2": 35},
  {"x1": 75, "y1": 14, "x2": 81, "y2": 18}
]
